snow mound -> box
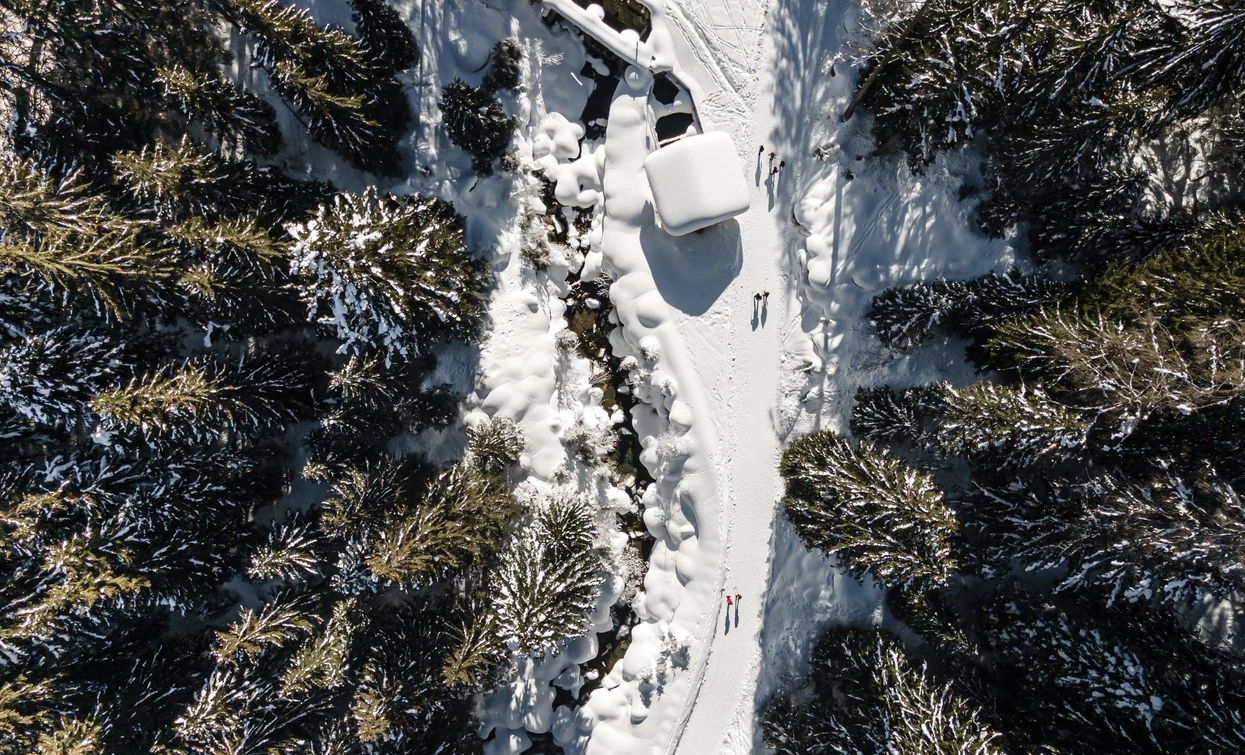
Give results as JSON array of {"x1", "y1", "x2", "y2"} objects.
[{"x1": 644, "y1": 132, "x2": 750, "y2": 236}]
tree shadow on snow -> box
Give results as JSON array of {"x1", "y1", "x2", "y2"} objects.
[{"x1": 638, "y1": 204, "x2": 742, "y2": 316}]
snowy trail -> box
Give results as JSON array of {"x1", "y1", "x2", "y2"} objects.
[{"x1": 664, "y1": 3, "x2": 790, "y2": 752}]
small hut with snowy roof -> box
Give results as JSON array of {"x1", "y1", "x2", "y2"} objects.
[{"x1": 643, "y1": 131, "x2": 750, "y2": 236}]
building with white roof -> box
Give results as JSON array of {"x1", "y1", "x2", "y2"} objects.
[{"x1": 643, "y1": 131, "x2": 751, "y2": 236}]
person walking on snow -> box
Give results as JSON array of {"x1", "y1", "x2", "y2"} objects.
[
  {"x1": 726, "y1": 594, "x2": 733, "y2": 609},
  {"x1": 753, "y1": 292, "x2": 762, "y2": 303},
  {"x1": 735, "y1": 593, "x2": 742, "y2": 604},
  {"x1": 779, "y1": 160, "x2": 786, "y2": 170},
  {"x1": 758, "y1": 144, "x2": 765, "y2": 154},
  {"x1": 762, "y1": 291, "x2": 769, "y2": 302},
  {"x1": 767, "y1": 150, "x2": 776, "y2": 162}
]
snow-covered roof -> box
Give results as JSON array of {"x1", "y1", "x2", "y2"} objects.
[{"x1": 644, "y1": 131, "x2": 750, "y2": 236}]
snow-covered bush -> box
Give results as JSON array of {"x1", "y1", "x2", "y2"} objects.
[{"x1": 563, "y1": 412, "x2": 616, "y2": 462}]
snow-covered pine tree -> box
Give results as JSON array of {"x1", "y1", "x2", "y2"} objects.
[
  {"x1": 0, "y1": 328, "x2": 123, "y2": 426},
  {"x1": 959, "y1": 272, "x2": 1071, "y2": 332},
  {"x1": 440, "y1": 598, "x2": 504, "y2": 690},
  {"x1": 212, "y1": 592, "x2": 317, "y2": 666},
  {"x1": 280, "y1": 597, "x2": 360, "y2": 696},
  {"x1": 933, "y1": 382, "x2": 1089, "y2": 469},
  {"x1": 465, "y1": 416, "x2": 526, "y2": 476},
  {"x1": 762, "y1": 628, "x2": 881, "y2": 755},
  {"x1": 155, "y1": 65, "x2": 283, "y2": 156},
  {"x1": 976, "y1": 587, "x2": 1245, "y2": 753},
  {"x1": 232, "y1": 0, "x2": 405, "y2": 174},
  {"x1": 112, "y1": 137, "x2": 237, "y2": 222},
  {"x1": 0, "y1": 446, "x2": 273, "y2": 662},
  {"x1": 174, "y1": 667, "x2": 311, "y2": 754},
  {"x1": 357, "y1": 462, "x2": 514, "y2": 591},
  {"x1": 1149, "y1": 0, "x2": 1245, "y2": 117},
  {"x1": 492, "y1": 531, "x2": 596, "y2": 657},
  {"x1": 0, "y1": 159, "x2": 167, "y2": 312},
  {"x1": 1004, "y1": 168, "x2": 1147, "y2": 263},
  {"x1": 869, "y1": 272, "x2": 1068, "y2": 352},
  {"x1": 965, "y1": 471, "x2": 1245, "y2": 612},
  {"x1": 91, "y1": 349, "x2": 315, "y2": 443},
  {"x1": 849, "y1": 384, "x2": 938, "y2": 448},
  {"x1": 439, "y1": 79, "x2": 516, "y2": 175},
  {"x1": 988, "y1": 308, "x2": 1245, "y2": 437},
  {"x1": 286, "y1": 188, "x2": 489, "y2": 364},
  {"x1": 1082, "y1": 228, "x2": 1245, "y2": 325},
  {"x1": 483, "y1": 38, "x2": 524, "y2": 93},
  {"x1": 164, "y1": 214, "x2": 300, "y2": 333},
  {"x1": 867, "y1": 278, "x2": 971, "y2": 349},
  {"x1": 762, "y1": 627, "x2": 1003, "y2": 755},
  {"x1": 348, "y1": 0, "x2": 418, "y2": 76},
  {"x1": 780, "y1": 431, "x2": 958, "y2": 591},
  {"x1": 248, "y1": 514, "x2": 326, "y2": 582}
]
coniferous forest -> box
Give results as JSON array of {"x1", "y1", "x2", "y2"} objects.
[
  {"x1": 0, "y1": 0, "x2": 607, "y2": 751},
  {"x1": 766, "y1": 2, "x2": 1245, "y2": 754}
]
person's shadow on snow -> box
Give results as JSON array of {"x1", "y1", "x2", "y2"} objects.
[
  {"x1": 724, "y1": 606, "x2": 731, "y2": 635},
  {"x1": 734, "y1": 605, "x2": 740, "y2": 628},
  {"x1": 751, "y1": 301, "x2": 759, "y2": 331},
  {"x1": 761, "y1": 301, "x2": 768, "y2": 328}
]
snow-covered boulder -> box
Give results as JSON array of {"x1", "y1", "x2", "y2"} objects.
[{"x1": 643, "y1": 131, "x2": 750, "y2": 236}]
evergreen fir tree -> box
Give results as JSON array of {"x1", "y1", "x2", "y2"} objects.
[
  {"x1": 976, "y1": 587, "x2": 1245, "y2": 753},
  {"x1": 465, "y1": 416, "x2": 526, "y2": 476},
  {"x1": 0, "y1": 160, "x2": 167, "y2": 312},
  {"x1": 439, "y1": 79, "x2": 516, "y2": 175},
  {"x1": 280, "y1": 598, "x2": 359, "y2": 695},
  {"x1": 988, "y1": 308, "x2": 1245, "y2": 436},
  {"x1": 287, "y1": 188, "x2": 489, "y2": 363},
  {"x1": 0, "y1": 328, "x2": 123, "y2": 426},
  {"x1": 112, "y1": 138, "x2": 234, "y2": 222},
  {"x1": 493, "y1": 498, "x2": 602, "y2": 656},
  {"x1": 780, "y1": 431, "x2": 957, "y2": 590},
  {"x1": 155, "y1": 65, "x2": 283, "y2": 155},
  {"x1": 934, "y1": 382, "x2": 1089, "y2": 468},
  {"x1": 232, "y1": 0, "x2": 406, "y2": 174},
  {"x1": 90, "y1": 349, "x2": 315, "y2": 442},
  {"x1": 212, "y1": 593, "x2": 316, "y2": 665},
  {"x1": 963, "y1": 472, "x2": 1245, "y2": 611},
  {"x1": 248, "y1": 515, "x2": 327, "y2": 582},
  {"x1": 762, "y1": 627, "x2": 1003, "y2": 755},
  {"x1": 348, "y1": 0, "x2": 418, "y2": 76},
  {"x1": 1150, "y1": 0, "x2": 1245, "y2": 117},
  {"x1": 483, "y1": 38, "x2": 523, "y2": 93},
  {"x1": 849, "y1": 384, "x2": 936, "y2": 447},
  {"x1": 358, "y1": 462, "x2": 514, "y2": 591},
  {"x1": 867, "y1": 278, "x2": 969, "y2": 349}
]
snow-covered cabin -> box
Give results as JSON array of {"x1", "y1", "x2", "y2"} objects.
[{"x1": 644, "y1": 131, "x2": 750, "y2": 236}]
